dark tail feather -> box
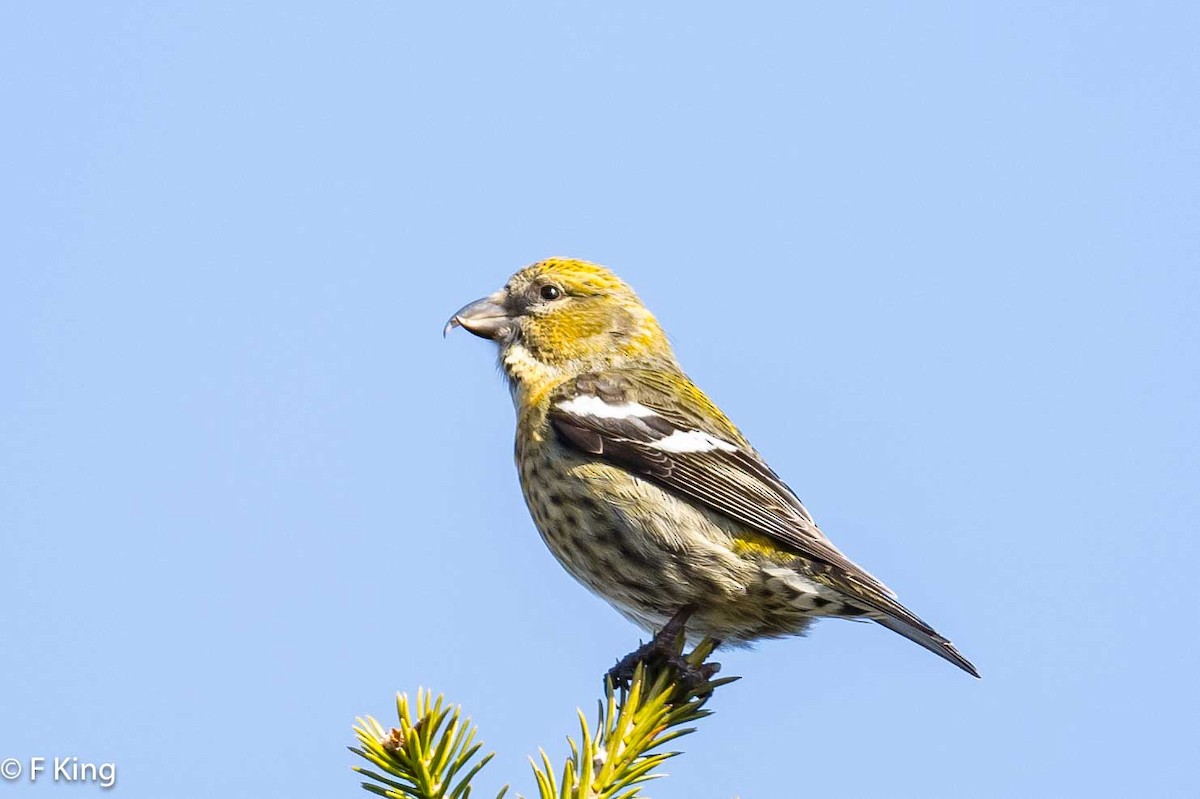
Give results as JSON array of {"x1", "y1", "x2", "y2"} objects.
[
  {"x1": 874, "y1": 614, "x2": 980, "y2": 678},
  {"x1": 814, "y1": 563, "x2": 980, "y2": 677}
]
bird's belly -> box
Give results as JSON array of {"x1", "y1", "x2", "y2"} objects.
[{"x1": 518, "y1": 449, "x2": 828, "y2": 642}]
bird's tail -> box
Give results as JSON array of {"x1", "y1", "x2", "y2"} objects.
[
  {"x1": 810, "y1": 562, "x2": 979, "y2": 677},
  {"x1": 872, "y1": 610, "x2": 980, "y2": 678}
]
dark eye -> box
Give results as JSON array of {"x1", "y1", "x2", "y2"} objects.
[{"x1": 540, "y1": 284, "x2": 563, "y2": 301}]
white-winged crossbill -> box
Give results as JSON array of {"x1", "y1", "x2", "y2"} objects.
[{"x1": 445, "y1": 258, "x2": 977, "y2": 677}]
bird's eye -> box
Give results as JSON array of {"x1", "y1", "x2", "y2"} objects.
[{"x1": 540, "y1": 284, "x2": 563, "y2": 301}]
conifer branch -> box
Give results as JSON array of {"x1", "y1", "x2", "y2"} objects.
[{"x1": 350, "y1": 635, "x2": 736, "y2": 799}]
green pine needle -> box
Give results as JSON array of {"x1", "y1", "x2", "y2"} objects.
[{"x1": 351, "y1": 636, "x2": 736, "y2": 799}]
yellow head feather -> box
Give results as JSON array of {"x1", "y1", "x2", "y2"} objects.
[{"x1": 497, "y1": 258, "x2": 678, "y2": 392}]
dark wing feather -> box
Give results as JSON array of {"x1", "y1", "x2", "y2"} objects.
[
  {"x1": 547, "y1": 369, "x2": 981, "y2": 677},
  {"x1": 547, "y1": 370, "x2": 882, "y2": 586}
]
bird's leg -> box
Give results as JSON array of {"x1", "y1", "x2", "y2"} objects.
[{"x1": 606, "y1": 605, "x2": 721, "y2": 693}]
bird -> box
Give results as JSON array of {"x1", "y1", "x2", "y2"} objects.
[{"x1": 444, "y1": 257, "x2": 978, "y2": 678}]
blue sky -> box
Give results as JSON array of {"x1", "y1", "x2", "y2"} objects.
[{"x1": 2, "y1": 3, "x2": 1197, "y2": 797}]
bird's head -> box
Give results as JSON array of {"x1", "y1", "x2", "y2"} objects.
[{"x1": 445, "y1": 258, "x2": 677, "y2": 391}]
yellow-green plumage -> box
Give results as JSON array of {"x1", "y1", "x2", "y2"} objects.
[
  {"x1": 446, "y1": 258, "x2": 978, "y2": 677},
  {"x1": 518, "y1": 430, "x2": 829, "y2": 641}
]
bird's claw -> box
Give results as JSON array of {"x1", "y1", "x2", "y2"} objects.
[{"x1": 605, "y1": 606, "x2": 719, "y2": 695}]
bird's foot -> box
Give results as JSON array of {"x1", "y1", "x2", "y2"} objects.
[{"x1": 606, "y1": 606, "x2": 721, "y2": 695}]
